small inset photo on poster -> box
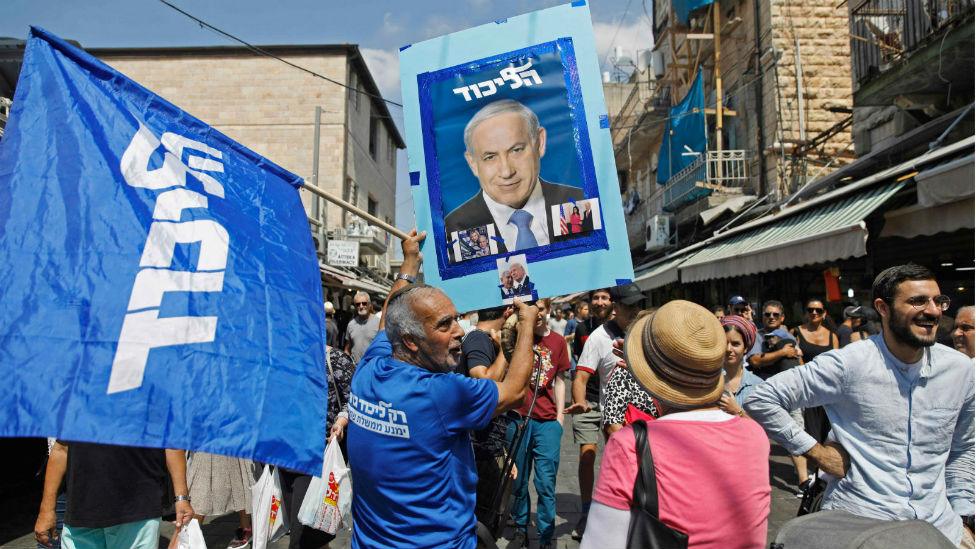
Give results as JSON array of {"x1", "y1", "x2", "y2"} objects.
[
  {"x1": 496, "y1": 254, "x2": 537, "y2": 303},
  {"x1": 550, "y1": 198, "x2": 603, "y2": 237},
  {"x1": 449, "y1": 224, "x2": 499, "y2": 263}
]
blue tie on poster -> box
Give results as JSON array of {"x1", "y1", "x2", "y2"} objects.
[
  {"x1": 400, "y1": 2, "x2": 634, "y2": 312},
  {"x1": 0, "y1": 27, "x2": 328, "y2": 476}
]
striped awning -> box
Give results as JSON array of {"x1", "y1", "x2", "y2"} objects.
[
  {"x1": 634, "y1": 254, "x2": 691, "y2": 291},
  {"x1": 678, "y1": 182, "x2": 903, "y2": 283}
]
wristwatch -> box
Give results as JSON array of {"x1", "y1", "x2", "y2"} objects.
[
  {"x1": 395, "y1": 273, "x2": 416, "y2": 284},
  {"x1": 174, "y1": 495, "x2": 191, "y2": 503}
]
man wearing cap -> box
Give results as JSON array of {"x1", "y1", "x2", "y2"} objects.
[
  {"x1": 836, "y1": 305, "x2": 867, "y2": 347},
  {"x1": 745, "y1": 264, "x2": 975, "y2": 547},
  {"x1": 580, "y1": 300, "x2": 771, "y2": 549},
  {"x1": 565, "y1": 283, "x2": 643, "y2": 539},
  {"x1": 729, "y1": 295, "x2": 754, "y2": 322}
]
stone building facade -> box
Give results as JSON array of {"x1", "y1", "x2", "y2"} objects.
[
  {"x1": 609, "y1": 0, "x2": 855, "y2": 261},
  {"x1": 91, "y1": 44, "x2": 404, "y2": 272}
]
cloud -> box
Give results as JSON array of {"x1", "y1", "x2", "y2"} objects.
[
  {"x1": 592, "y1": 20, "x2": 655, "y2": 73},
  {"x1": 361, "y1": 47, "x2": 402, "y2": 104},
  {"x1": 381, "y1": 12, "x2": 401, "y2": 35}
]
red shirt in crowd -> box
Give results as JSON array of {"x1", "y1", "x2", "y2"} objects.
[{"x1": 515, "y1": 330, "x2": 570, "y2": 420}]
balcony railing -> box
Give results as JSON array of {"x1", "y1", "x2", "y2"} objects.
[
  {"x1": 332, "y1": 219, "x2": 389, "y2": 255},
  {"x1": 662, "y1": 150, "x2": 748, "y2": 211},
  {"x1": 850, "y1": 0, "x2": 974, "y2": 85}
]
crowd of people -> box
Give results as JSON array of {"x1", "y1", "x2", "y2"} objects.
[{"x1": 32, "y1": 230, "x2": 974, "y2": 549}]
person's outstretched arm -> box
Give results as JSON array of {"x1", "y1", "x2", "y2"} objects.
[{"x1": 379, "y1": 229, "x2": 425, "y2": 331}]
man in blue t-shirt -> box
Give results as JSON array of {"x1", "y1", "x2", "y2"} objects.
[{"x1": 347, "y1": 230, "x2": 539, "y2": 549}]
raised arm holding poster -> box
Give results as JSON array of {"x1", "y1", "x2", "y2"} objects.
[{"x1": 399, "y1": 1, "x2": 633, "y2": 312}]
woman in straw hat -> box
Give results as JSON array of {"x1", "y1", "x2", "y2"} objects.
[{"x1": 580, "y1": 300, "x2": 771, "y2": 549}]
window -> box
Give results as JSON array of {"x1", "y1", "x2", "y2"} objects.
[
  {"x1": 387, "y1": 136, "x2": 395, "y2": 165},
  {"x1": 368, "y1": 114, "x2": 379, "y2": 159},
  {"x1": 368, "y1": 195, "x2": 378, "y2": 216},
  {"x1": 349, "y1": 71, "x2": 360, "y2": 111}
]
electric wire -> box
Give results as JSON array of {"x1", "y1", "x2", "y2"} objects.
[{"x1": 156, "y1": 0, "x2": 404, "y2": 109}]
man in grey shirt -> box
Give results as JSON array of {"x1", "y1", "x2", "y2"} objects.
[
  {"x1": 745, "y1": 264, "x2": 974, "y2": 546},
  {"x1": 345, "y1": 291, "x2": 380, "y2": 364}
]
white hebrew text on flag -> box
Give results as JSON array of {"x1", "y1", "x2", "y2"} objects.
[{"x1": 108, "y1": 123, "x2": 230, "y2": 394}]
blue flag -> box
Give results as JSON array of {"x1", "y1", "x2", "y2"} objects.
[
  {"x1": 0, "y1": 27, "x2": 328, "y2": 475},
  {"x1": 656, "y1": 68, "x2": 708, "y2": 185}
]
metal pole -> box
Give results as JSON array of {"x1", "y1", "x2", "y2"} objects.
[
  {"x1": 311, "y1": 106, "x2": 322, "y2": 222},
  {"x1": 301, "y1": 182, "x2": 411, "y2": 241}
]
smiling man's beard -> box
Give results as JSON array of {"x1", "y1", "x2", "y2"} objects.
[
  {"x1": 416, "y1": 344, "x2": 458, "y2": 373},
  {"x1": 888, "y1": 307, "x2": 939, "y2": 349}
]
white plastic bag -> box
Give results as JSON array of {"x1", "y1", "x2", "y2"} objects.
[
  {"x1": 251, "y1": 465, "x2": 287, "y2": 549},
  {"x1": 297, "y1": 437, "x2": 351, "y2": 534},
  {"x1": 177, "y1": 518, "x2": 207, "y2": 549}
]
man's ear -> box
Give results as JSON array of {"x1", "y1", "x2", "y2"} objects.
[
  {"x1": 874, "y1": 298, "x2": 889, "y2": 322},
  {"x1": 536, "y1": 126, "x2": 547, "y2": 159},
  {"x1": 402, "y1": 334, "x2": 420, "y2": 353},
  {"x1": 464, "y1": 151, "x2": 479, "y2": 179}
]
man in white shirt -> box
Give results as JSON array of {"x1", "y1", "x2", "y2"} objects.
[
  {"x1": 444, "y1": 99, "x2": 583, "y2": 252},
  {"x1": 564, "y1": 283, "x2": 644, "y2": 540}
]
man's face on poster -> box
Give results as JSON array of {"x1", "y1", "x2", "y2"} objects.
[
  {"x1": 510, "y1": 263, "x2": 526, "y2": 283},
  {"x1": 464, "y1": 112, "x2": 548, "y2": 209}
]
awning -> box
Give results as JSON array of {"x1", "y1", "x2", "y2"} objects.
[
  {"x1": 880, "y1": 197, "x2": 975, "y2": 239},
  {"x1": 915, "y1": 154, "x2": 974, "y2": 207},
  {"x1": 679, "y1": 181, "x2": 903, "y2": 283},
  {"x1": 553, "y1": 291, "x2": 588, "y2": 304},
  {"x1": 319, "y1": 263, "x2": 392, "y2": 296},
  {"x1": 699, "y1": 195, "x2": 757, "y2": 226},
  {"x1": 320, "y1": 263, "x2": 357, "y2": 284},
  {"x1": 634, "y1": 254, "x2": 690, "y2": 291}
]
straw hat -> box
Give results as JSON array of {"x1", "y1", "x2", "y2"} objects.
[{"x1": 624, "y1": 300, "x2": 727, "y2": 408}]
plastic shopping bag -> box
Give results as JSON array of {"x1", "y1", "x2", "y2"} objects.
[
  {"x1": 251, "y1": 465, "x2": 287, "y2": 549},
  {"x1": 178, "y1": 518, "x2": 207, "y2": 549},
  {"x1": 297, "y1": 437, "x2": 351, "y2": 534}
]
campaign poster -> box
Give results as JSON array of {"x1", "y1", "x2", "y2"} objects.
[{"x1": 399, "y1": 1, "x2": 634, "y2": 312}]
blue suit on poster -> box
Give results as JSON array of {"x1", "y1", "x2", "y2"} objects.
[{"x1": 0, "y1": 28, "x2": 328, "y2": 475}]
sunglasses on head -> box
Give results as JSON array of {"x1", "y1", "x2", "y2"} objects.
[{"x1": 807, "y1": 307, "x2": 824, "y2": 314}]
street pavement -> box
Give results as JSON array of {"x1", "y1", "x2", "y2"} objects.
[{"x1": 3, "y1": 412, "x2": 801, "y2": 549}]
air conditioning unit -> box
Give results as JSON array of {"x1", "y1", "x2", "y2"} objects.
[{"x1": 645, "y1": 214, "x2": 671, "y2": 251}]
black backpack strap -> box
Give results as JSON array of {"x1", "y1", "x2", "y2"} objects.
[{"x1": 630, "y1": 420, "x2": 660, "y2": 518}]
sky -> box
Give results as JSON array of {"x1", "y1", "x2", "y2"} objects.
[{"x1": 2, "y1": 0, "x2": 654, "y2": 238}]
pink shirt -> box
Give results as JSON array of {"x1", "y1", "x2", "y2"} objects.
[{"x1": 593, "y1": 412, "x2": 771, "y2": 549}]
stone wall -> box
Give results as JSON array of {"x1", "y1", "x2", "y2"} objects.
[{"x1": 94, "y1": 49, "x2": 398, "y2": 236}]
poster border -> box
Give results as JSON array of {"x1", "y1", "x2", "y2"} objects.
[{"x1": 417, "y1": 37, "x2": 608, "y2": 281}]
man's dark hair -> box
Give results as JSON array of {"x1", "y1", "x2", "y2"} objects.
[
  {"x1": 477, "y1": 306, "x2": 508, "y2": 322},
  {"x1": 762, "y1": 300, "x2": 785, "y2": 312},
  {"x1": 590, "y1": 288, "x2": 611, "y2": 302},
  {"x1": 872, "y1": 263, "x2": 936, "y2": 303}
]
